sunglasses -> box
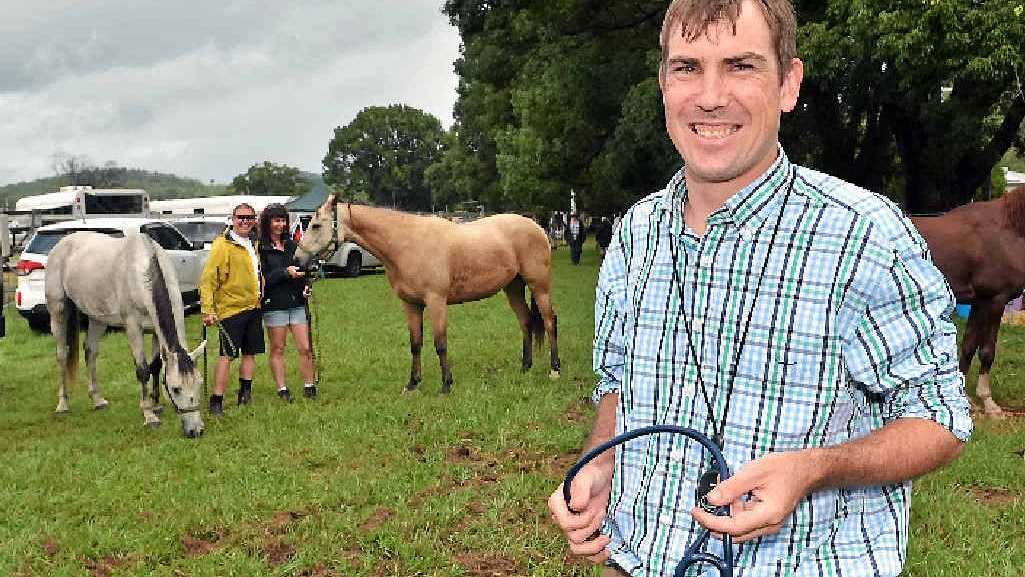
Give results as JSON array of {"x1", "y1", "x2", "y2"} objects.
[{"x1": 234, "y1": 214, "x2": 257, "y2": 222}]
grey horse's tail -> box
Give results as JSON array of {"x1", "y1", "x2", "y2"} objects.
[
  {"x1": 529, "y1": 293, "x2": 545, "y2": 349},
  {"x1": 63, "y1": 296, "x2": 80, "y2": 389}
]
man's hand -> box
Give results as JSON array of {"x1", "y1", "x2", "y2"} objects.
[
  {"x1": 691, "y1": 450, "x2": 822, "y2": 543},
  {"x1": 287, "y1": 265, "x2": 305, "y2": 279},
  {"x1": 202, "y1": 313, "x2": 218, "y2": 327},
  {"x1": 548, "y1": 463, "x2": 614, "y2": 564}
]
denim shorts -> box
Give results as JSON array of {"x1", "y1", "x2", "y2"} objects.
[{"x1": 263, "y1": 306, "x2": 307, "y2": 328}]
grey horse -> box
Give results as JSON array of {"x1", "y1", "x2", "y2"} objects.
[{"x1": 45, "y1": 232, "x2": 206, "y2": 437}]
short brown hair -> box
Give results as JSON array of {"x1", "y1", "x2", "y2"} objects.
[{"x1": 659, "y1": 0, "x2": 797, "y2": 83}]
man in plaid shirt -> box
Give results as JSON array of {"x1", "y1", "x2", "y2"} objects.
[{"x1": 548, "y1": 1, "x2": 972, "y2": 575}]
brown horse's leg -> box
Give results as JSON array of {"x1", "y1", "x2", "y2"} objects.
[
  {"x1": 403, "y1": 301, "x2": 425, "y2": 393},
  {"x1": 426, "y1": 296, "x2": 454, "y2": 394},
  {"x1": 533, "y1": 290, "x2": 560, "y2": 379},
  {"x1": 504, "y1": 278, "x2": 533, "y2": 371},
  {"x1": 974, "y1": 299, "x2": 1006, "y2": 418}
]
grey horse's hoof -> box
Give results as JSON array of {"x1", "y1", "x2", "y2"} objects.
[
  {"x1": 402, "y1": 388, "x2": 420, "y2": 396},
  {"x1": 549, "y1": 370, "x2": 561, "y2": 379},
  {"x1": 146, "y1": 421, "x2": 161, "y2": 429},
  {"x1": 93, "y1": 402, "x2": 109, "y2": 411},
  {"x1": 55, "y1": 408, "x2": 71, "y2": 415},
  {"x1": 152, "y1": 405, "x2": 164, "y2": 415}
]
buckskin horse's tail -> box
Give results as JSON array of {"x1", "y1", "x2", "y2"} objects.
[
  {"x1": 529, "y1": 293, "x2": 545, "y2": 349},
  {"x1": 63, "y1": 296, "x2": 80, "y2": 389}
]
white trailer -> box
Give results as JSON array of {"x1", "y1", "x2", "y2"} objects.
[{"x1": 151, "y1": 195, "x2": 292, "y2": 216}]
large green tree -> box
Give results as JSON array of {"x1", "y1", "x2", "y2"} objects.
[
  {"x1": 444, "y1": 0, "x2": 1025, "y2": 214},
  {"x1": 229, "y1": 161, "x2": 311, "y2": 197},
  {"x1": 322, "y1": 105, "x2": 447, "y2": 211}
]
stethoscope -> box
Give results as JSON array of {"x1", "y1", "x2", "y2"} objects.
[{"x1": 562, "y1": 425, "x2": 735, "y2": 577}]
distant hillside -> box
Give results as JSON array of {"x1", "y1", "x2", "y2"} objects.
[{"x1": 0, "y1": 169, "x2": 230, "y2": 209}]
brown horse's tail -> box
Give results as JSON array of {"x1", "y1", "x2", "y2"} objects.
[
  {"x1": 529, "y1": 293, "x2": 545, "y2": 350},
  {"x1": 63, "y1": 297, "x2": 80, "y2": 389}
]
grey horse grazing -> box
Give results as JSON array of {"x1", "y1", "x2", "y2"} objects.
[{"x1": 45, "y1": 232, "x2": 206, "y2": 437}]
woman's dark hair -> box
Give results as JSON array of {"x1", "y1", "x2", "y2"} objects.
[{"x1": 258, "y1": 203, "x2": 290, "y2": 243}]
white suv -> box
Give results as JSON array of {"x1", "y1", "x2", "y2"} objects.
[{"x1": 15, "y1": 217, "x2": 208, "y2": 332}]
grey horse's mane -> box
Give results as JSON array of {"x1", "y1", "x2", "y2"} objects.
[{"x1": 146, "y1": 241, "x2": 195, "y2": 375}]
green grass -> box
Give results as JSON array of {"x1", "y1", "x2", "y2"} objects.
[{"x1": 1, "y1": 246, "x2": 1023, "y2": 576}]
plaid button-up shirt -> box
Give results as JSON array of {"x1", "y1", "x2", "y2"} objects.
[{"x1": 593, "y1": 150, "x2": 972, "y2": 577}]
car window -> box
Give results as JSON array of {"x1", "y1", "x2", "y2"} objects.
[
  {"x1": 143, "y1": 224, "x2": 191, "y2": 251},
  {"x1": 173, "y1": 222, "x2": 226, "y2": 244},
  {"x1": 24, "y1": 229, "x2": 125, "y2": 255}
]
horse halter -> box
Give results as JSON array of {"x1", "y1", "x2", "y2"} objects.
[
  {"x1": 308, "y1": 201, "x2": 344, "y2": 262},
  {"x1": 563, "y1": 425, "x2": 735, "y2": 577},
  {"x1": 162, "y1": 366, "x2": 200, "y2": 416}
]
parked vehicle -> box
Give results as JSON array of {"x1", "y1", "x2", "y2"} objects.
[
  {"x1": 167, "y1": 215, "x2": 229, "y2": 249},
  {"x1": 14, "y1": 186, "x2": 151, "y2": 224},
  {"x1": 290, "y1": 213, "x2": 381, "y2": 277},
  {"x1": 14, "y1": 217, "x2": 207, "y2": 332}
]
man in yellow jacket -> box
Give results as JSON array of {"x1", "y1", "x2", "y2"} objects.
[{"x1": 200, "y1": 203, "x2": 264, "y2": 415}]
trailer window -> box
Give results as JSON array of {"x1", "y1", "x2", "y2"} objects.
[{"x1": 83, "y1": 193, "x2": 144, "y2": 215}]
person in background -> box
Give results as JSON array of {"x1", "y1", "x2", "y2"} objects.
[
  {"x1": 257, "y1": 203, "x2": 317, "y2": 401},
  {"x1": 595, "y1": 217, "x2": 614, "y2": 262},
  {"x1": 547, "y1": 1, "x2": 970, "y2": 575},
  {"x1": 200, "y1": 203, "x2": 265, "y2": 415},
  {"x1": 566, "y1": 213, "x2": 586, "y2": 265}
]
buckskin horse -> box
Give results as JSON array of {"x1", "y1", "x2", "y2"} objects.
[
  {"x1": 46, "y1": 232, "x2": 207, "y2": 436},
  {"x1": 295, "y1": 196, "x2": 561, "y2": 394},
  {"x1": 912, "y1": 185, "x2": 1025, "y2": 417}
]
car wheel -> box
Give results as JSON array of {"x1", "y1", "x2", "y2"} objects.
[
  {"x1": 342, "y1": 251, "x2": 362, "y2": 277},
  {"x1": 27, "y1": 313, "x2": 52, "y2": 333}
]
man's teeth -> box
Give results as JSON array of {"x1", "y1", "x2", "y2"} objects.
[{"x1": 692, "y1": 125, "x2": 739, "y2": 138}]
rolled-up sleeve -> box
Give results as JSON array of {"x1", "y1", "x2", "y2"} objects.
[
  {"x1": 592, "y1": 227, "x2": 628, "y2": 405},
  {"x1": 843, "y1": 233, "x2": 973, "y2": 442}
]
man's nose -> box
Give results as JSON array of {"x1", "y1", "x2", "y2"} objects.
[{"x1": 695, "y1": 70, "x2": 729, "y2": 112}]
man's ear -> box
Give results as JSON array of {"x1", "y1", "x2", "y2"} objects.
[{"x1": 780, "y1": 58, "x2": 804, "y2": 113}]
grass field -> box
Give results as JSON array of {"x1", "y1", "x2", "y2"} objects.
[{"x1": 1, "y1": 245, "x2": 1023, "y2": 577}]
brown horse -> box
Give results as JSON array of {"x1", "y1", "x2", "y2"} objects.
[
  {"x1": 912, "y1": 185, "x2": 1025, "y2": 417},
  {"x1": 295, "y1": 196, "x2": 561, "y2": 393}
]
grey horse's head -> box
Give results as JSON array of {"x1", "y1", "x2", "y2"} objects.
[
  {"x1": 165, "y1": 341, "x2": 207, "y2": 438},
  {"x1": 295, "y1": 195, "x2": 345, "y2": 266}
]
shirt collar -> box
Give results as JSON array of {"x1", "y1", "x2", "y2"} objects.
[{"x1": 658, "y1": 145, "x2": 795, "y2": 238}]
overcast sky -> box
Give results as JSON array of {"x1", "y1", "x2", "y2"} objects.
[{"x1": 0, "y1": 0, "x2": 461, "y2": 186}]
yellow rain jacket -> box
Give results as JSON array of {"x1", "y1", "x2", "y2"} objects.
[{"x1": 199, "y1": 231, "x2": 262, "y2": 320}]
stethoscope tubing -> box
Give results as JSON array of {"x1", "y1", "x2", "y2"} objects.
[{"x1": 562, "y1": 424, "x2": 735, "y2": 577}]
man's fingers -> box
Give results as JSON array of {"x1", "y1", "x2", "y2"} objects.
[
  {"x1": 691, "y1": 503, "x2": 781, "y2": 537},
  {"x1": 731, "y1": 523, "x2": 784, "y2": 543},
  {"x1": 704, "y1": 466, "x2": 759, "y2": 508},
  {"x1": 569, "y1": 534, "x2": 610, "y2": 557},
  {"x1": 567, "y1": 509, "x2": 606, "y2": 544},
  {"x1": 548, "y1": 487, "x2": 596, "y2": 532}
]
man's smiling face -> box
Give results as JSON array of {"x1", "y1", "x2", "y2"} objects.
[{"x1": 660, "y1": 0, "x2": 802, "y2": 190}]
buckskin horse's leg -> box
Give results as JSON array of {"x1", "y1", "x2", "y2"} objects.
[
  {"x1": 403, "y1": 301, "x2": 425, "y2": 393},
  {"x1": 534, "y1": 290, "x2": 560, "y2": 379},
  {"x1": 503, "y1": 278, "x2": 533, "y2": 372},
  {"x1": 975, "y1": 299, "x2": 1006, "y2": 418},
  {"x1": 426, "y1": 296, "x2": 454, "y2": 394},
  {"x1": 83, "y1": 318, "x2": 110, "y2": 410}
]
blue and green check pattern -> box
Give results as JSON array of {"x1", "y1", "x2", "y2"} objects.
[{"x1": 593, "y1": 150, "x2": 972, "y2": 577}]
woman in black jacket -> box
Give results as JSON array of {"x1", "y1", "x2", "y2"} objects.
[{"x1": 258, "y1": 204, "x2": 316, "y2": 401}]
